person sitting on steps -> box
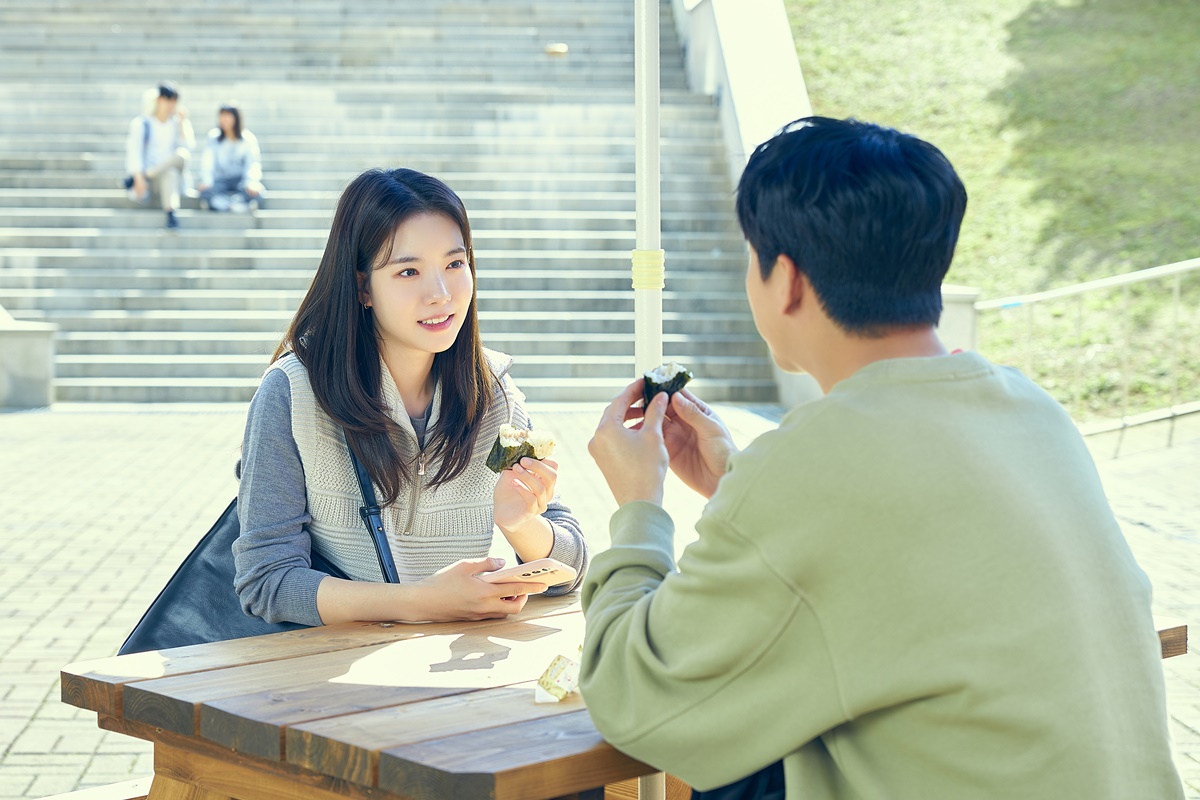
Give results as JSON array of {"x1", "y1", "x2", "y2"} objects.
[
  {"x1": 197, "y1": 103, "x2": 265, "y2": 214},
  {"x1": 122, "y1": 82, "x2": 194, "y2": 230}
]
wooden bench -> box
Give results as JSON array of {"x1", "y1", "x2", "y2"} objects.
[{"x1": 1156, "y1": 616, "x2": 1188, "y2": 659}]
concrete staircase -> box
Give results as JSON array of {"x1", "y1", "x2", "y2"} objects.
[{"x1": 0, "y1": 0, "x2": 775, "y2": 402}]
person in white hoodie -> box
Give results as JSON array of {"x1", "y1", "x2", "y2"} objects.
[
  {"x1": 123, "y1": 82, "x2": 195, "y2": 229},
  {"x1": 197, "y1": 104, "x2": 265, "y2": 213}
]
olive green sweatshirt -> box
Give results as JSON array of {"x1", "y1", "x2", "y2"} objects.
[{"x1": 581, "y1": 352, "x2": 1182, "y2": 799}]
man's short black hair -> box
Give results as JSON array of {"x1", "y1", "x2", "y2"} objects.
[
  {"x1": 157, "y1": 83, "x2": 179, "y2": 100},
  {"x1": 735, "y1": 116, "x2": 967, "y2": 336}
]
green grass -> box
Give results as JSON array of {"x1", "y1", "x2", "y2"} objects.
[{"x1": 784, "y1": 0, "x2": 1200, "y2": 420}]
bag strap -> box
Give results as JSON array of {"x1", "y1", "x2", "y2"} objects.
[{"x1": 346, "y1": 445, "x2": 401, "y2": 584}]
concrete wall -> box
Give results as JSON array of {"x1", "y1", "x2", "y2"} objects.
[{"x1": 667, "y1": 1, "x2": 982, "y2": 406}]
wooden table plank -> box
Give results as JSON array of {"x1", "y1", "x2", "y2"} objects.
[
  {"x1": 378, "y1": 711, "x2": 650, "y2": 800},
  {"x1": 61, "y1": 595, "x2": 579, "y2": 718},
  {"x1": 122, "y1": 612, "x2": 584, "y2": 739},
  {"x1": 198, "y1": 614, "x2": 586, "y2": 761},
  {"x1": 287, "y1": 682, "x2": 585, "y2": 787}
]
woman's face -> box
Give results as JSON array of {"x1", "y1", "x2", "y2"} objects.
[
  {"x1": 362, "y1": 212, "x2": 473, "y2": 365},
  {"x1": 218, "y1": 110, "x2": 236, "y2": 136}
]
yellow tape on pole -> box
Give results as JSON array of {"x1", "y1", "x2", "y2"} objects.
[{"x1": 631, "y1": 249, "x2": 666, "y2": 290}]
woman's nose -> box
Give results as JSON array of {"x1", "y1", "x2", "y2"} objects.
[{"x1": 426, "y1": 274, "x2": 451, "y2": 304}]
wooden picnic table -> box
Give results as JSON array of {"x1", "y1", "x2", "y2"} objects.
[
  {"x1": 58, "y1": 597, "x2": 1187, "y2": 800},
  {"x1": 59, "y1": 594, "x2": 657, "y2": 800}
]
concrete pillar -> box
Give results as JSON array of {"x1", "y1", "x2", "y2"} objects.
[
  {"x1": 939, "y1": 284, "x2": 981, "y2": 353},
  {"x1": 0, "y1": 305, "x2": 56, "y2": 408}
]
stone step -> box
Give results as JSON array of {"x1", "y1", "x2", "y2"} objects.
[
  {"x1": 0, "y1": 228, "x2": 746, "y2": 254},
  {"x1": 0, "y1": 268, "x2": 742, "y2": 293},
  {"x1": 50, "y1": 375, "x2": 777, "y2": 404},
  {"x1": 0, "y1": 188, "x2": 734, "y2": 212},
  {"x1": 0, "y1": 288, "x2": 750, "y2": 314},
  {"x1": 0, "y1": 0, "x2": 777, "y2": 403},
  {"x1": 55, "y1": 330, "x2": 767, "y2": 358},
  {"x1": 0, "y1": 153, "x2": 727, "y2": 176},
  {"x1": 0, "y1": 171, "x2": 732, "y2": 194},
  {"x1": 0, "y1": 135, "x2": 725, "y2": 159},
  {"x1": 0, "y1": 84, "x2": 709, "y2": 105},
  {"x1": 0, "y1": 248, "x2": 743, "y2": 272},
  {"x1": 0, "y1": 97, "x2": 716, "y2": 119},
  {"x1": 0, "y1": 69, "x2": 690, "y2": 90},
  {"x1": 0, "y1": 208, "x2": 739, "y2": 234},
  {"x1": 11, "y1": 308, "x2": 759, "y2": 335},
  {"x1": 55, "y1": 353, "x2": 769, "y2": 381},
  {"x1": 0, "y1": 119, "x2": 722, "y2": 139}
]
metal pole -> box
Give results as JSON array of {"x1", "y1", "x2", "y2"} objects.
[
  {"x1": 634, "y1": 1, "x2": 665, "y2": 798},
  {"x1": 633, "y1": 0, "x2": 664, "y2": 379}
]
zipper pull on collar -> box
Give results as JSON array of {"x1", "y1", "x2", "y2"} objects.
[{"x1": 417, "y1": 453, "x2": 426, "y2": 477}]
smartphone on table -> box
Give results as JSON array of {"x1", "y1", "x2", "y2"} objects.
[{"x1": 477, "y1": 558, "x2": 577, "y2": 593}]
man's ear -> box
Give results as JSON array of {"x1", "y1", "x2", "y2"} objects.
[{"x1": 775, "y1": 254, "x2": 806, "y2": 315}]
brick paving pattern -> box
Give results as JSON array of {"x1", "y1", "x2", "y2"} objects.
[{"x1": 0, "y1": 404, "x2": 1196, "y2": 797}]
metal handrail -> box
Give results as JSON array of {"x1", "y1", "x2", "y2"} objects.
[
  {"x1": 976, "y1": 256, "x2": 1200, "y2": 310},
  {"x1": 974, "y1": 255, "x2": 1199, "y2": 449}
]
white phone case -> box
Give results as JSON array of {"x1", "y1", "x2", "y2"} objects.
[{"x1": 477, "y1": 557, "x2": 577, "y2": 587}]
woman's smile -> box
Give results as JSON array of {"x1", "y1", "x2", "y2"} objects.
[{"x1": 418, "y1": 313, "x2": 455, "y2": 331}]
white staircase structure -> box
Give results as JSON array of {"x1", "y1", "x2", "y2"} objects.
[{"x1": 0, "y1": 0, "x2": 775, "y2": 402}]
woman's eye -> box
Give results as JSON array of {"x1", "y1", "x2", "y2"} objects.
[{"x1": 448, "y1": 259, "x2": 467, "y2": 269}]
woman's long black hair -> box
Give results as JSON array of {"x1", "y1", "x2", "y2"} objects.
[
  {"x1": 273, "y1": 168, "x2": 493, "y2": 505},
  {"x1": 217, "y1": 104, "x2": 242, "y2": 141}
]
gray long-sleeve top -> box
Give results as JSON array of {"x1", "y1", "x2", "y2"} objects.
[{"x1": 233, "y1": 368, "x2": 587, "y2": 626}]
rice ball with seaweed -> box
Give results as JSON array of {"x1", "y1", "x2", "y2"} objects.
[
  {"x1": 486, "y1": 423, "x2": 556, "y2": 473},
  {"x1": 643, "y1": 361, "x2": 693, "y2": 406}
]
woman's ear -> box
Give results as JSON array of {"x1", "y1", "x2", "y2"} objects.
[{"x1": 357, "y1": 276, "x2": 372, "y2": 309}]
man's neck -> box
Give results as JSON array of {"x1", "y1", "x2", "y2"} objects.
[
  {"x1": 154, "y1": 110, "x2": 172, "y2": 123},
  {"x1": 810, "y1": 326, "x2": 948, "y2": 393}
]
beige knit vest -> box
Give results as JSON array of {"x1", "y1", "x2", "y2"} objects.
[{"x1": 270, "y1": 352, "x2": 519, "y2": 583}]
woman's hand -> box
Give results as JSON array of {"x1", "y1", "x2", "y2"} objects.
[
  {"x1": 408, "y1": 558, "x2": 546, "y2": 622},
  {"x1": 493, "y1": 457, "x2": 558, "y2": 534}
]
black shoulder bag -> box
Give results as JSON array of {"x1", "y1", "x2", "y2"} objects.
[{"x1": 118, "y1": 446, "x2": 400, "y2": 655}]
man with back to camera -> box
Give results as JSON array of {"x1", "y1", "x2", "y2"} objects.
[
  {"x1": 583, "y1": 117, "x2": 1183, "y2": 799},
  {"x1": 123, "y1": 82, "x2": 194, "y2": 230}
]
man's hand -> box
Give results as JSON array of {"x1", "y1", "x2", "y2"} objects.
[
  {"x1": 589, "y1": 380, "x2": 670, "y2": 507},
  {"x1": 662, "y1": 388, "x2": 737, "y2": 499},
  {"x1": 132, "y1": 173, "x2": 148, "y2": 197}
]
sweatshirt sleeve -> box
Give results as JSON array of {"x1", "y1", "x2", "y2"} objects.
[
  {"x1": 580, "y1": 501, "x2": 849, "y2": 791},
  {"x1": 505, "y1": 377, "x2": 588, "y2": 594},
  {"x1": 232, "y1": 369, "x2": 328, "y2": 627}
]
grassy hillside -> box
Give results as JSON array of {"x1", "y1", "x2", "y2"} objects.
[{"x1": 785, "y1": 0, "x2": 1199, "y2": 420}]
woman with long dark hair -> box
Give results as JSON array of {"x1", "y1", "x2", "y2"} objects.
[
  {"x1": 197, "y1": 103, "x2": 264, "y2": 212},
  {"x1": 233, "y1": 168, "x2": 587, "y2": 625}
]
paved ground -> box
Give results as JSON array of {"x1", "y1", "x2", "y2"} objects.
[{"x1": 0, "y1": 403, "x2": 1197, "y2": 798}]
